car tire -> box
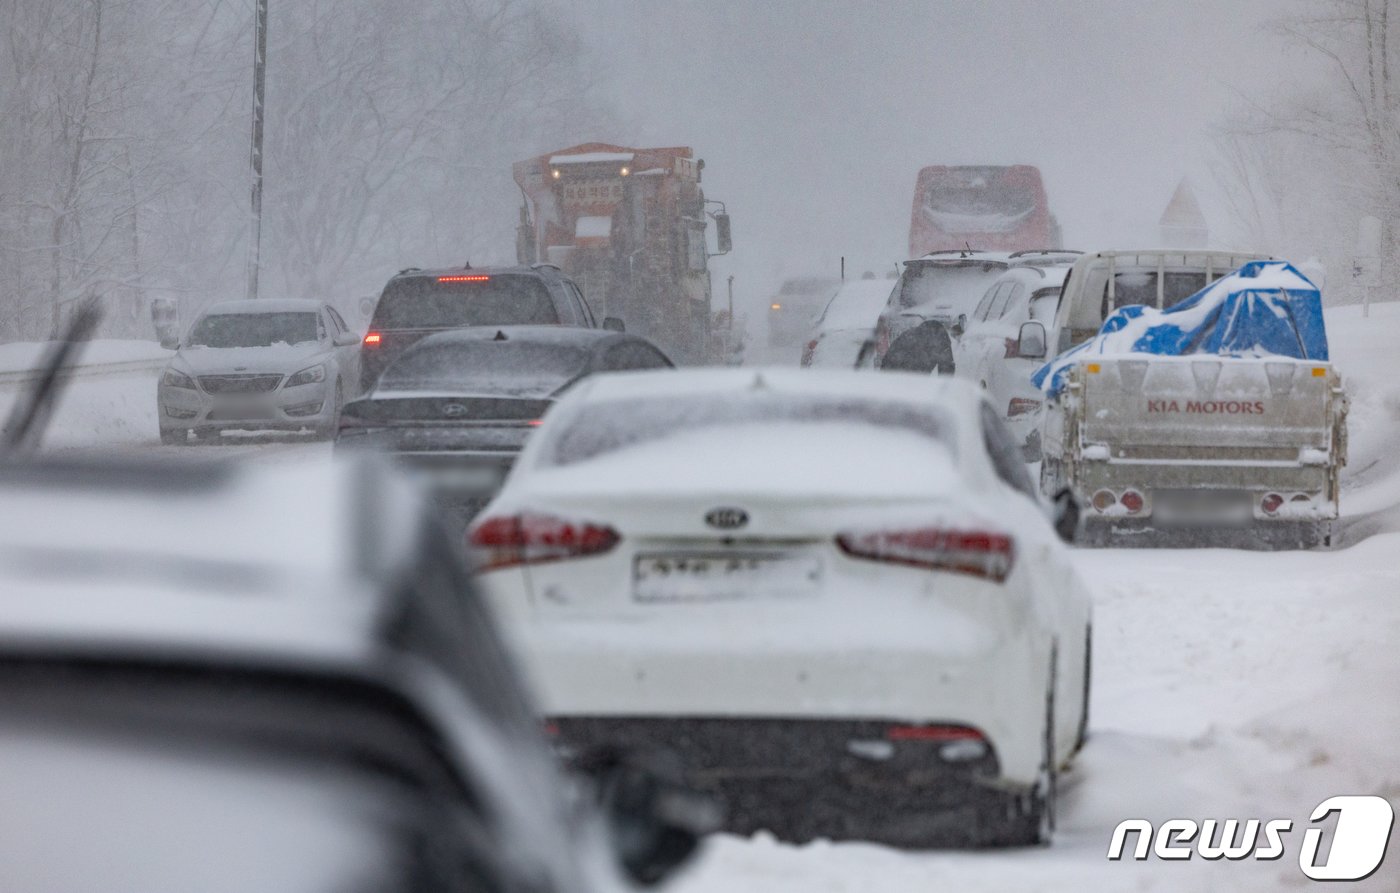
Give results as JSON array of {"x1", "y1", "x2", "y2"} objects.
[{"x1": 159, "y1": 428, "x2": 186, "y2": 446}]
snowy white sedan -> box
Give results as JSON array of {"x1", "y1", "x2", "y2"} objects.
[{"x1": 470, "y1": 368, "x2": 1091, "y2": 847}]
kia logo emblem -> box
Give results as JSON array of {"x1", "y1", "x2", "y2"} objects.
[
  {"x1": 705, "y1": 507, "x2": 749, "y2": 530},
  {"x1": 442, "y1": 403, "x2": 466, "y2": 417}
]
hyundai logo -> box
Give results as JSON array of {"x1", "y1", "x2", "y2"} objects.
[
  {"x1": 704, "y1": 507, "x2": 749, "y2": 530},
  {"x1": 442, "y1": 403, "x2": 467, "y2": 418}
]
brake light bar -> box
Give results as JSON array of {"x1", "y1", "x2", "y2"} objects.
[
  {"x1": 1007, "y1": 397, "x2": 1041, "y2": 417},
  {"x1": 438, "y1": 275, "x2": 491, "y2": 283},
  {"x1": 363, "y1": 332, "x2": 381, "y2": 345},
  {"x1": 468, "y1": 512, "x2": 620, "y2": 571},
  {"x1": 835, "y1": 526, "x2": 1015, "y2": 582},
  {"x1": 886, "y1": 724, "x2": 985, "y2": 742}
]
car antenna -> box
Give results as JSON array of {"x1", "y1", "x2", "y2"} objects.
[
  {"x1": 1, "y1": 297, "x2": 103, "y2": 455},
  {"x1": 961, "y1": 242, "x2": 972, "y2": 258},
  {"x1": 493, "y1": 329, "x2": 508, "y2": 341}
]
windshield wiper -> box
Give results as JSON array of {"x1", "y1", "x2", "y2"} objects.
[{"x1": 1, "y1": 298, "x2": 103, "y2": 455}]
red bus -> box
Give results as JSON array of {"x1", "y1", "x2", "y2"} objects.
[{"x1": 908, "y1": 165, "x2": 1058, "y2": 257}]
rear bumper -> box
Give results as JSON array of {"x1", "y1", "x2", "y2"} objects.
[
  {"x1": 550, "y1": 716, "x2": 1017, "y2": 845},
  {"x1": 1074, "y1": 459, "x2": 1338, "y2": 522}
]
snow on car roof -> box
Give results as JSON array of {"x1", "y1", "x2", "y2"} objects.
[
  {"x1": 817, "y1": 279, "x2": 897, "y2": 330},
  {"x1": 198, "y1": 299, "x2": 323, "y2": 315}
]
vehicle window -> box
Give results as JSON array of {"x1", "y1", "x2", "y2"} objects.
[
  {"x1": 1028, "y1": 289, "x2": 1060, "y2": 324},
  {"x1": 326, "y1": 306, "x2": 350, "y2": 334},
  {"x1": 987, "y1": 283, "x2": 1016, "y2": 320},
  {"x1": 1104, "y1": 271, "x2": 1210, "y2": 313},
  {"x1": 187, "y1": 312, "x2": 320, "y2": 348},
  {"x1": 567, "y1": 281, "x2": 596, "y2": 327},
  {"x1": 379, "y1": 340, "x2": 592, "y2": 398},
  {"x1": 980, "y1": 401, "x2": 1037, "y2": 500},
  {"x1": 897, "y1": 263, "x2": 1007, "y2": 316},
  {"x1": 602, "y1": 342, "x2": 673, "y2": 371},
  {"x1": 372, "y1": 275, "x2": 558, "y2": 329},
  {"x1": 972, "y1": 284, "x2": 999, "y2": 322},
  {"x1": 549, "y1": 394, "x2": 954, "y2": 467}
]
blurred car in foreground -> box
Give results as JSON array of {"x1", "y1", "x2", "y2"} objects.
[
  {"x1": 360, "y1": 264, "x2": 622, "y2": 393},
  {"x1": 0, "y1": 454, "x2": 709, "y2": 892},
  {"x1": 800, "y1": 278, "x2": 894, "y2": 368},
  {"x1": 337, "y1": 326, "x2": 673, "y2": 502},
  {"x1": 952, "y1": 264, "x2": 1070, "y2": 459},
  {"x1": 157, "y1": 299, "x2": 360, "y2": 443},
  {"x1": 470, "y1": 368, "x2": 1091, "y2": 847}
]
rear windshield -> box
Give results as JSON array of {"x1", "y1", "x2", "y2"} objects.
[
  {"x1": 187, "y1": 312, "x2": 319, "y2": 348},
  {"x1": 380, "y1": 340, "x2": 590, "y2": 398},
  {"x1": 897, "y1": 263, "x2": 1006, "y2": 316},
  {"x1": 372, "y1": 275, "x2": 558, "y2": 330},
  {"x1": 548, "y1": 394, "x2": 954, "y2": 467},
  {"x1": 1104, "y1": 271, "x2": 1213, "y2": 313}
]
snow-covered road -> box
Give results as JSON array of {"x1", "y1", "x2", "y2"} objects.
[{"x1": 8, "y1": 302, "x2": 1398, "y2": 890}]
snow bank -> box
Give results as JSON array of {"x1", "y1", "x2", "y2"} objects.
[{"x1": 0, "y1": 338, "x2": 170, "y2": 374}]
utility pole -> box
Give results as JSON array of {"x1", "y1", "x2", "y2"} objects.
[{"x1": 245, "y1": 0, "x2": 268, "y2": 301}]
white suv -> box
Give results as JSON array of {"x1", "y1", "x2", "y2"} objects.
[{"x1": 953, "y1": 264, "x2": 1071, "y2": 459}]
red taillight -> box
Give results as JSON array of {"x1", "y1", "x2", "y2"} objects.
[
  {"x1": 1120, "y1": 489, "x2": 1144, "y2": 514},
  {"x1": 835, "y1": 527, "x2": 1015, "y2": 582},
  {"x1": 1091, "y1": 489, "x2": 1117, "y2": 512},
  {"x1": 1261, "y1": 493, "x2": 1284, "y2": 515},
  {"x1": 886, "y1": 724, "x2": 985, "y2": 742},
  {"x1": 527, "y1": 419, "x2": 543, "y2": 427},
  {"x1": 438, "y1": 275, "x2": 491, "y2": 283},
  {"x1": 363, "y1": 332, "x2": 381, "y2": 346},
  {"x1": 468, "y1": 512, "x2": 620, "y2": 571},
  {"x1": 1007, "y1": 397, "x2": 1041, "y2": 418},
  {"x1": 800, "y1": 338, "x2": 819, "y2": 367}
]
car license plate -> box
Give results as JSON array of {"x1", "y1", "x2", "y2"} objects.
[
  {"x1": 1152, "y1": 489, "x2": 1252, "y2": 527},
  {"x1": 632, "y1": 552, "x2": 822, "y2": 603}
]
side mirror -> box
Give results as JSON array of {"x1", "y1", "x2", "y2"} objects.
[
  {"x1": 603, "y1": 317, "x2": 626, "y2": 333},
  {"x1": 1051, "y1": 487, "x2": 1081, "y2": 544},
  {"x1": 713, "y1": 212, "x2": 732, "y2": 255},
  {"x1": 332, "y1": 332, "x2": 359, "y2": 347},
  {"x1": 951, "y1": 313, "x2": 968, "y2": 338},
  {"x1": 574, "y1": 745, "x2": 721, "y2": 887},
  {"x1": 157, "y1": 332, "x2": 180, "y2": 351},
  {"x1": 1018, "y1": 321, "x2": 1048, "y2": 360}
]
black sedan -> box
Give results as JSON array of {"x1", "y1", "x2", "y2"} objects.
[{"x1": 336, "y1": 326, "x2": 673, "y2": 494}]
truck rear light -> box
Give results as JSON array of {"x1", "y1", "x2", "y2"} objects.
[
  {"x1": 1091, "y1": 489, "x2": 1117, "y2": 512},
  {"x1": 363, "y1": 332, "x2": 381, "y2": 346},
  {"x1": 800, "y1": 338, "x2": 818, "y2": 366},
  {"x1": 1261, "y1": 493, "x2": 1284, "y2": 515},
  {"x1": 1007, "y1": 397, "x2": 1041, "y2": 417},
  {"x1": 1120, "y1": 490, "x2": 1144, "y2": 513},
  {"x1": 468, "y1": 512, "x2": 621, "y2": 571},
  {"x1": 835, "y1": 526, "x2": 1015, "y2": 582}
]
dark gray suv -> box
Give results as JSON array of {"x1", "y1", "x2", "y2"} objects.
[{"x1": 359, "y1": 264, "x2": 619, "y2": 393}]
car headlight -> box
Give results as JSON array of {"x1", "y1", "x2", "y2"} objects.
[
  {"x1": 162, "y1": 369, "x2": 196, "y2": 390},
  {"x1": 286, "y1": 364, "x2": 326, "y2": 387}
]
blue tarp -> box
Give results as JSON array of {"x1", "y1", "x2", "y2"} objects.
[{"x1": 1032, "y1": 260, "x2": 1329, "y2": 398}]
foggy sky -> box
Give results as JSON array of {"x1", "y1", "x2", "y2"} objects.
[{"x1": 573, "y1": 0, "x2": 1309, "y2": 317}]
